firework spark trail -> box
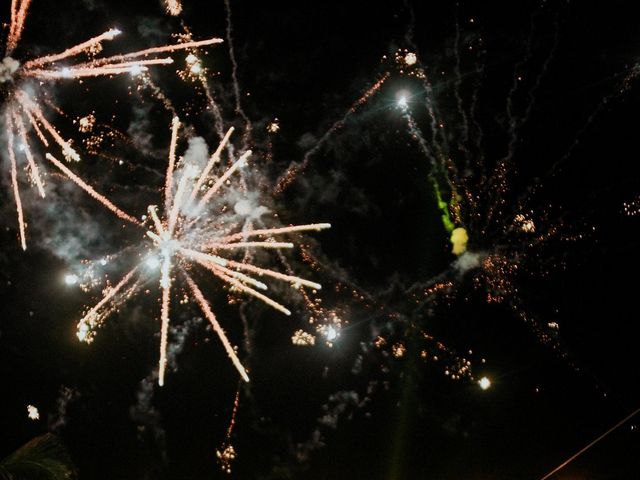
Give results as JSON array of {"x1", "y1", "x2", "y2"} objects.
[
  {"x1": 77, "y1": 265, "x2": 140, "y2": 342},
  {"x1": 538, "y1": 405, "x2": 640, "y2": 480},
  {"x1": 402, "y1": 7, "x2": 450, "y2": 162},
  {"x1": 177, "y1": 32, "x2": 228, "y2": 143},
  {"x1": 16, "y1": 90, "x2": 81, "y2": 162},
  {"x1": 523, "y1": 64, "x2": 640, "y2": 208},
  {"x1": 215, "y1": 384, "x2": 241, "y2": 474},
  {"x1": 275, "y1": 73, "x2": 390, "y2": 194},
  {"x1": 398, "y1": 10, "x2": 561, "y2": 242},
  {"x1": 452, "y1": 15, "x2": 471, "y2": 163},
  {"x1": 6, "y1": 114, "x2": 27, "y2": 250},
  {"x1": 189, "y1": 127, "x2": 235, "y2": 204},
  {"x1": 76, "y1": 120, "x2": 330, "y2": 386},
  {"x1": 137, "y1": 77, "x2": 177, "y2": 115},
  {"x1": 2, "y1": 5, "x2": 223, "y2": 247},
  {"x1": 11, "y1": 109, "x2": 45, "y2": 197},
  {"x1": 211, "y1": 223, "x2": 332, "y2": 245},
  {"x1": 45, "y1": 153, "x2": 139, "y2": 225},
  {"x1": 483, "y1": 12, "x2": 559, "y2": 232},
  {"x1": 468, "y1": 59, "x2": 486, "y2": 177},
  {"x1": 32, "y1": 37, "x2": 224, "y2": 70},
  {"x1": 399, "y1": 102, "x2": 456, "y2": 233},
  {"x1": 194, "y1": 149, "x2": 252, "y2": 213},
  {"x1": 22, "y1": 29, "x2": 122, "y2": 69},
  {"x1": 185, "y1": 274, "x2": 249, "y2": 382},
  {"x1": 203, "y1": 84, "x2": 227, "y2": 143},
  {"x1": 164, "y1": 117, "x2": 181, "y2": 214},
  {"x1": 25, "y1": 59, "x2": 174, "y2": 80},
  {"x1": 130, "y1": 316, "x2": 203, "y2": 465},
  {"x1": 5, "y1": 0, "x2": 31, "y2": 56},
  {"x1": 223, "y1": 0, "x2": 252, "y2": 151}
]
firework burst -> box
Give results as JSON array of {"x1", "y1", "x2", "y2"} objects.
[
  {"x1": 76, "y1": 118, "x2": 330, "y2": 386},
  {"x1": 1, "y1": 0, "x2": 222, "y2": 249},
  {"x1": 392, "y1": 14, "x2": 581, "y2": 354}
]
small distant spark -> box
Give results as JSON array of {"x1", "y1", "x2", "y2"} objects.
[{"x1": 27, "y1": 404, "x2": 39, "y2": 420}]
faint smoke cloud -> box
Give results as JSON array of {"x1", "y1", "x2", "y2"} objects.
[
  {"x1": 453, "y1": 251, "x2": 483, "y2": 274},
  {"x1": 48, "y1": 386, "x2": 80, "y2": 433},
  {"x1": 129, "y1": 317, "x2": 203, "y2": 462},
  {"x1": 128, "y1": 105, "x2": 155, "y2": 154}
]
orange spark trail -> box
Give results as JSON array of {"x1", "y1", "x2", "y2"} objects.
[
  {"x1": 6, "y1": 0, "x2": 32, "y2": 56},
  {"x1": 85, "y1": 38, "x2": 223, "y2": 68},
  {"x1": 12, "y1": 109, "x2": 46, "y2": 197},
  {"x1": 19, "y1": 92, "x2": 81, "y2": 162},
  {"x1": 45, "y1": 154, "x2": 139, "y2": 225},
  {"x1": 23, "y1": 29, "x2": 122, "y2": 69},
  {"x1": 77, "y1": 266, "x2": 140, "y2": 342},
  {"x1": 186, "y1": 274, "x2": 249, "y2": 382},
  {"x1": 215, "y1": 223, "x2": 332, "y2": 244},
  {"x1": 224, "y1": 259, "x2": 322, "y2": 290},
  {"x1": 6, "y1": 114, "x2": 27, "y2": 250},
  {"x1": 195, "y1": 149, "x2": 252, "y2": 212},
  {"x1": 25, "y1": 58, "x2": 174, "y2": 80},
  {"x1": 275, "y1": 72, "x2": 389, "y2": 194},
  {"x1": 158, "y1": 280, "x2": 172, "y2": 386},
  {"x1": 189, "y1": 127, "x2": 235, "y2": 204},
  {"x1": 165, "y1": 117, "x2": 181, "y2": 213}
]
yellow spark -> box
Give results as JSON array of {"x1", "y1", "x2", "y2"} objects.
[{"x1": 450, "y1": 227, "x2": 469, "y2": 255}]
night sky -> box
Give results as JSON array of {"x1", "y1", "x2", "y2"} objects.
[{"x1": 2, "y1": 1, "x2": 640, "y2": 479}]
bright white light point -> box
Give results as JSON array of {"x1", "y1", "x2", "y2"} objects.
[
  {"x1": 325, "y1": 326, "x2": 338, "y2": 341},
  {"x1": 100, "y1": 258, "x2": 108, "y2": 266},
  {"x1": 190, "y1": 63, "x2": 202, "y2": 74},
  {"x1": 77, "y1": 323, "x2": 90, "y2": 342},
  {"x1": 61, "y1": 67, "x2": 72, "y2": 78},
  {"x1": 404, "y1": 52, "x2": 417, "y2": 65},
  {"x1": 130, "y1": 64, "x2": 144, "y2": 76},
  {"x1": 397, "y1": 95, "x2": 408, "y2": 108},
  {"x1": 479, "y1": 376, "x2": 491, "y2": 390},
  {"x1": 146, "y1": 256, "x2": 161, "y2": 270},
  {"x1": 186, "y1": 53, "x2": 198, "y2": 64},
  {"x1": 64, "y1": 274, "x2": 79, "y2": 285},
  {"x1": 27, "y1": 405, "x2": 39, "y2": 420}
]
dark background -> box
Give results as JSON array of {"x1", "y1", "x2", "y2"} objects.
[{"x1": 2, "y1": 0, "x2": 640, "y2": 478}]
